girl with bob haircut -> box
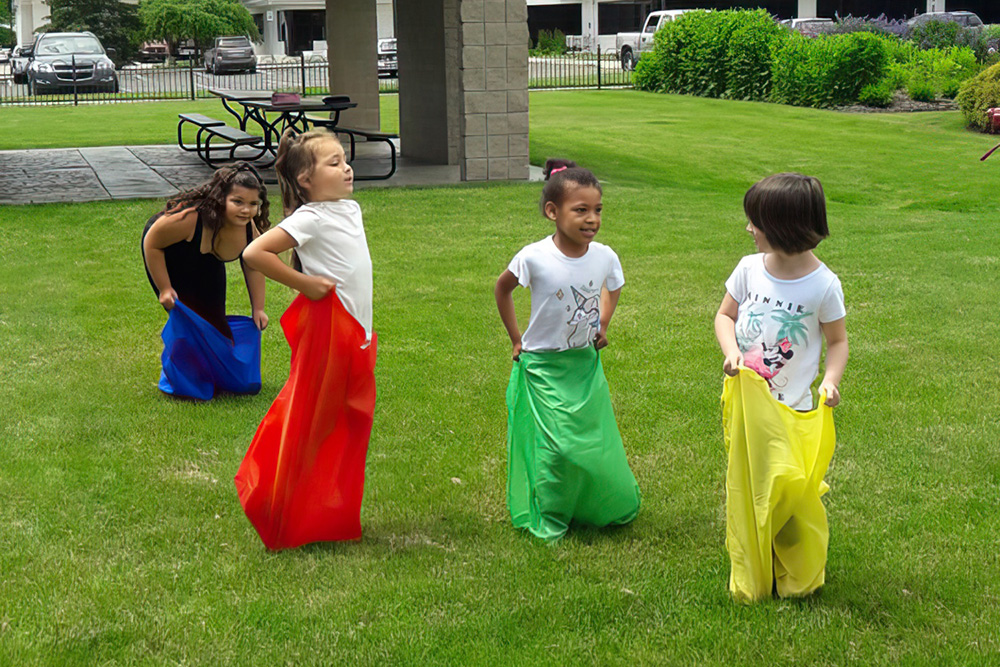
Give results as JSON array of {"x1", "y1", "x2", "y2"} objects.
[
  {"x1": 715, "y1": 172, "x2": 848, "y2": 600},
  {"x1": 495, "y1": 157, "x2": 641, "y2": 542},
  {"x1": 236, "y1": 129, "x2": 377, "y2": 551},
  {"x1": 141, "y1": 163, "x2": 271, "y2": 400}
]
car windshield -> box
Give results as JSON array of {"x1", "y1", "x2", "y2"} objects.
[
  {"x1": 37, "y1": 36, "x2": 103, "y2": 55},
  {"x1": 219, "y1": 38, "x2": 250, "y2": 47}
]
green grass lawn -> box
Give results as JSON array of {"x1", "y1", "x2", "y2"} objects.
[
  {"x1": 0, "y1": 94, "x2": 400, "y2": 150},
  {"x1": 2, "y1": 90, "x2": 1000, "y2": 664}
]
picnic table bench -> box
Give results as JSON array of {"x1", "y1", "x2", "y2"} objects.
[{"x1": 177, "y1": 112, "x2": 268, "y2": 168}]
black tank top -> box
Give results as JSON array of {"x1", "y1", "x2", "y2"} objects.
[{"x1": 141, "y1": 212, "x2": 253, "y2": 339}]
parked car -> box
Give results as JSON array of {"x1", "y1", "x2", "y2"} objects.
[
  {"x1": 26, "y1": 32, "x2": 119, "y2": 95},
  {"x1": 616, "y1": 9, "x2": 696, "y2": 71},
  {"x1": 137, "y1": 42, "x2": 170, "y2": 63},
  {"x1": 11, "y1": 43, "x2": 34, "y2": 84},
  {"x1": 780, "y1": 17, "x2": 834, "y2": 37},
  {"x1": 906, "y1": 11, "x2": 983, "y2": 29},
  {"x1": 378, "y1": 38, "x2": 397, "y2": 78},
  {"x1": 204, "y1": 36, "x2": 257, "y2": 74}
]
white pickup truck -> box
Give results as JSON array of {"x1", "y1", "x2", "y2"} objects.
[{"x1": 616, "y1": 9, "x2": 694, "y2": 71}]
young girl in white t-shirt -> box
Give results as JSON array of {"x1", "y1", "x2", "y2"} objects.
[
  {"x1": 495, "y1": 159, "x2": 641, "y2": 542},
  {"x1": 715, "y1": 173, "x2": 848, "y2": 599},
  {"x1": 715, "y1": 173, "x2": 848, "y2": 410},
  {"x1": 235, "y1": 129, "x2": 377, "y2": 550}
]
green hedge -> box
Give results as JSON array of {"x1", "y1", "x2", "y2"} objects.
[
  {"x1": 633, "y1": 9, "x2": 787, "y2": 102},
  {"x1": 771, "y1": 31, "x2": 889, "y2": 108}
]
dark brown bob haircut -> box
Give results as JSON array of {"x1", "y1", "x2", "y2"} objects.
[
  {"x1": 539, "y1": 158, "x2": 601, "y2": 216},
  {"x1": 743, "y1": 173, "x2": 828, "y2": 254}
]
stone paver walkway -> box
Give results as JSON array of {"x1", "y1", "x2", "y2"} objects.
[{"x1": 0, "y1": 142, "x2": 536, "y2": 206}]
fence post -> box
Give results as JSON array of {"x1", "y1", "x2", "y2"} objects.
[
  {"x1": 72, "y1": 55, "x2": 79, "y2": 106},
  {"x1": 597, "y1": 45, "x2": 601, "y2": 90},
  {"x1": 300, "y1": 52, "x2": 307, "y2": 95},
  {"x1": 188, "y1": 58, "x2": 195, "y2": 100}
]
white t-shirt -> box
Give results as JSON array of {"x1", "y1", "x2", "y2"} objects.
[
  {"x1": 507, "y1": 236, "x2": 625, "y2": 352},
  {"x1": 725, "y1": 253, "x2": 845, "y2": 410},
  {"x1": 278, "y1": 200, "x2": 373, "y2": 340}
]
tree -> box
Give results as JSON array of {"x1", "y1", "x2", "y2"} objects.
[
  {"x1": 139, "y1": 0, "x2": 259, "y2": 59},
  {"x1": 1, "y1": 1, "x2": 15, "y2": 47},
  {"x1": 43, "y1": 0, "x2": 142, "y2": 64}
]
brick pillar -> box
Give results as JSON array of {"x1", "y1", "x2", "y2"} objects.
[
  {"x1": 326, "y1": 0, "x2": 381, "y2": 131},
  {"x1": 457, "y1": 0, "x2": 529, "y2": 181}
]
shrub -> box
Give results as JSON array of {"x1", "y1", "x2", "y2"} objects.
[
  {"x1": 907, "y1": 19, "x2": 962, "y2": 51},
  {"x1": 771, "y1": 31, "x2": 890, "y2": 108},
  {"x1": 957, "y1": 62, "x2": 1000, "y2": 131},
  {"x1": 532, "y1": 29, "x2": 566, "y2": 56},
  {"x1": 858, "y1": 80, "x2": 895, "y2": 107},
  {"x1": 906, "y1": 78, "x2": 937, "y2": 102},
  {"x1": 897, "y1": 46, "x2": 981, "y2": 101},
  {"x1": 633, "y1": 9, "x2": 788, "y2": 101}
]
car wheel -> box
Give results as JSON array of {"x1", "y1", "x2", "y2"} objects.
[
  {"x1": 621, "y1": 49, "x2": 635, "y2": 72},
  {"x1": 14, "y1": 72, "x2": 25, "y2": 85},
  {"x1": 250, "y1": 66, "x2": 257, "y2": 74}
]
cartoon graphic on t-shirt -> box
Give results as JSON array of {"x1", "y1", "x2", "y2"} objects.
[
  {"x1": 737, "y1": 306, "x2": 813, "y2": 392},
  {"x1": 566, "y1": 285, "x2": 600, "y2": 347}
]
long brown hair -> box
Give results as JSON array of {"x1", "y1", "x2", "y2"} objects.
[
  {"x1": 163, "y1": 163, "x2": 271, "y2": 255},
  {"x1": 274, "y1": 128, "x2": 343, "y2": 214}
]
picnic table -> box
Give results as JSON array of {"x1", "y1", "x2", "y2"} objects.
[
  {"x1": 207, "y1": 87, "x2": 358, "y2": 156},
  {"x1": 179, "y1": 88, "x2": 395, "y2": 179}
]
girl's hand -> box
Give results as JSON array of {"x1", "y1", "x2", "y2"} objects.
[
  {"x1": 819, "y1": 381, "x2": 841, "y2": 407},
  {"x1": 594, "y1": 326, "x2": 609, "y2": 350},
  {"x1": 159, "y1": 288, "x2": 178, "y2": 311},
  {"x1": 723, "y1": 353, "x2": 743, "y2": 376},
  {"x1": 253, "y1": 310, "x2": 269, "y2": 331},
  {"x1": 301, "y1": 275, "x2": 335, "y2": 301},
  {"x1": 512, "y1": 340, "x2": 522, "y2": 361}
]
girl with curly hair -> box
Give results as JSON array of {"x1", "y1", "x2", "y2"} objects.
[{"x1": 141, "y1": 163, "x2": 272, "y2": 399}]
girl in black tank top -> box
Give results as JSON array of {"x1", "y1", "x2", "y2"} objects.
[{"x1": 141, "y1": 164, "x2": 272, "y2": 339}]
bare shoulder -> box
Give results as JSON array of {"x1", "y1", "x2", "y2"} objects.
[{"x1": 146, "y1": 206, "x2": 199, "y2": 247}]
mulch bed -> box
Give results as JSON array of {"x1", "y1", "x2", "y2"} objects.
[{"x1": 837, "y1": 91, "x2": 958, "y2": 113}]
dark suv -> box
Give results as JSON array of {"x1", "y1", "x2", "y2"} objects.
[
  {"x1": 27, "y1": 32, "x2": 119, "y2": 95},
  {"x1": 204, "y1": 36, "x2": 257, "y2": 74}
]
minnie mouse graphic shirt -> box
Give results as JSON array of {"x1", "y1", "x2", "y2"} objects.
[
  {"x1": 508, "y1": 236, "x2": 625, "y2": 352},
  {"x1": 725, "y1": 253, "x2": 845, "y2": 410}
]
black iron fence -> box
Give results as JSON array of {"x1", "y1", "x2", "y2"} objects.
[
  {"x1": 0, "y1": 51, "x2": 630, "y2": 106},
  {"x1": 528, "y1": 48, "x2": 633, "y2": 90}
]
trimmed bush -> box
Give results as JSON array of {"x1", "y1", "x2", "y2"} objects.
[
  {"x1": 957, "y1": 62, "x2": 1000, "y2": 131},
  {"x1": 770, "y1": 32, "x2": 890, "y2": 108},
  {"x1": 633, "y1": 9, "x2": 787, "y2": 101}
]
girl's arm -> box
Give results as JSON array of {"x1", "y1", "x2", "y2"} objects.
[
  {"x1": 715, "y1": 292, "x2": 743, "y2": 376},
  {"x1": 495, "y1": 270, "x2": 522, "y2": 360},
  {"x1": 819, "y1": 318, "x2": 848, "y2": 407},
  {"x1": 595, "y1": 286, "x2": 622, "y2": 350},
  {"x1": 241, "y1": 223, "x2": 268, "y2": 330},
  {"x1": 142, "y1": 208, "x2": 198, "y2": 310},
  {"x1": 242, "y1": 228, "x2": 334, "y2": 301}
]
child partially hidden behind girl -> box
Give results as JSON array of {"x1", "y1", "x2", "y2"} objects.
[
  {"x1": 715, "y1": 173, "x2": 848, "y2": 599},
  {"x1": 236, "y1": 129, "x2": 376, "y2": 550},
  {"x1": 495, "y1": 159, "x2": 641, "y2": 542}
]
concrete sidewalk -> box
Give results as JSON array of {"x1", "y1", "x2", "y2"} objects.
[{"x1": 0, "y1": 142, "x2": 504, "y2": 205}]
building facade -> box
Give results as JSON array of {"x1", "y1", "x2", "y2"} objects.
[{"x1": 526, "y1": 1, "x2": 1000, "y2": 53}]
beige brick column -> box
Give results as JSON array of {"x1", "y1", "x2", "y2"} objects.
[
  {"x1": 457, "y1": 0, "x2": 529, "y2": 181},
  {"x1": 326, "y1": 0, "x2": 381, "y2": 131}
]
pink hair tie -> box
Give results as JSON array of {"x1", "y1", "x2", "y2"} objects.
[{"x1": 549, "y1": 166, "x2": 569, "y2": 175}]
